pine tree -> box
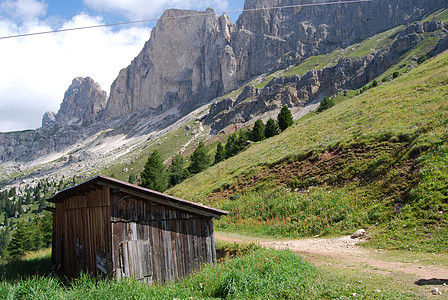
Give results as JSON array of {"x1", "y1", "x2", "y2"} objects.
[
  {"x1": 189, "y1": 141, "x2": 211, "y2": 174},
  {"x1": 225, "y1": 133, "x2": 238, "y2": 158},
  {"x1": 0, "y1": 227, "x2": 10, "y2": 255},
  {"x1": 214, "y1": 142, "x2": 225, "y2": 165},
  {"x1": 278, "y1": 105, "x2": 294, "y2": 131},
  {"x1": 25, "y1": 190, "x2": 32, "y2": 205},
  {"x1": 38, "y1": 197, "x2": 46, "y2": 213},
  {"x1": 34, "y1": 191, "x2": 41, "y2": 204},
  {"x1": 168, "y1": 154, "x2": 190, "y2": 186},
  {"x1": 5, "y1": 213, "x2": 53, "y2": 257},
  {"x1": 251, "y1": 119, "x2": 265, "y2": 142},
  {"x1": 8, "y1": 188, "x2": 15, "y2": 198},
  {"x1": 7, "y1": 221, "x2": 26, "y2": 258},
  {"x1": 265, "y1": 118, "x2": 280, "y2": 138},
  {"x1": 128, "y1": 173, "x2": 137, "y2": 184},
  {"x1": 140, "y1": 150, "x2": 168, "y2": 192},
  {"x1": 236, "y1": 130, "x2": 249, "y2": 152}
]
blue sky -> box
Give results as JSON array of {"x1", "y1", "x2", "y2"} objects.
[
  {"x1": 45, "y1": 0, "x2": 245, "y2": 24},
  {"x1": 0, "y1": 0, "x2": 245, "y2": 132}
]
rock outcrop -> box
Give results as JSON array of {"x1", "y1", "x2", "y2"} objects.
[
  {"x1": 205, "y1": 20, "x2": 448, "y2": 133},
  {"x1": 104, "y1": 8, "x2": 238, "y2": 120},
  {"x1": 41, "y1": 111, "x2": 56, "y2": 127},
  {"x1": 55, "y1": 77, "x2": 107, "y2": 125},
  {"x1": 42, "y1": 77, "x2": 107, "y2": 127},
  {"x1": 232, "y1": 0, "x2": 446, "y2": 77}
]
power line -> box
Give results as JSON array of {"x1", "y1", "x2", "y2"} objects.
[{"x1": 0, "y1": 0, "x2": 373, "y2": 40}]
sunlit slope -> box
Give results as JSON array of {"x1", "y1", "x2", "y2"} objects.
[
  {"x1": 168, "y1": 51, "x2": 448, "y2": 251},
  {"x1": 169, "y1": 50, "x2": 448, "y2": 200}
]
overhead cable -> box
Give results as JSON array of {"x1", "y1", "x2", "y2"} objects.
[{"x1": 0, "y1": 0, "x2": 373, "y2": 40}]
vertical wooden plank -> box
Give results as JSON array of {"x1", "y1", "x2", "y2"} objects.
[
  {"x1": 210, "y1": 219, "x2": 216, "y2": 263},
  {"x1": 174, "y1": 219, "x2": 183, "y2": 280},
  {"x1": 193, "y1": 218, "x2": 200, "y2": 270},
  {"x1": 160, "y1": 218, "x2": 167, "y2": 283},
  {"x1": 148, "y1": 220, "x2": 155, "y2": 283},
  {"x1": 197, "y1": 218, "x2": 204, "y2": 266},
  {"x1": 122, "y1": 241, "x2": 129, "y2": 278},
  {"x1": 186, "y1": 218, "x2": 193, "y2": 275},
  {"x1": 103, "y1": 187, "x2": 112, "y2": 277},
  {"x1": 167, "y1": 207, "x2": 175, "y2": 282},
  {"x1": 205, "y1": 218, "x2": 212, "y2": 264}
]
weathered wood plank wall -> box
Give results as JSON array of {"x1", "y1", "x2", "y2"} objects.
[
  {"x1": 110, "y1": 191, "x2": 215, "y2": 283},
  {"x1": 53, "y1": 187, "x2": 111, "y2": 278}
]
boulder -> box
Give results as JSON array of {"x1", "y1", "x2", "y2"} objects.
[{"x1": 351, "y1": 229, "x2": 366, "y2": 239}]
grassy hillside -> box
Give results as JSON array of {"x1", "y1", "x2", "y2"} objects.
[{"x1": 169, "y1": 51, "x2": 448, "y2": 252}]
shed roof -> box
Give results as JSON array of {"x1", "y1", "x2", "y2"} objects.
[{"x1": 47, "y1": 174, "x2": 228, "y2": 219}]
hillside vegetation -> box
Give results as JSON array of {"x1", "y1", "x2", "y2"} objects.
[
  {"x1": 169, "y1": 51, "x2": 448, "y2": 252},
  {"x1": 0, "y1": 247, "x2": 417, "y2": 299}
]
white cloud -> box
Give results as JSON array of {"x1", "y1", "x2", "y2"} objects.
[
  {"x1": 0, "y1": 0, "x2": 47, "y2": 22},
  {"x1": 0, "y1": 0, "x2": 232, "y2": 132},
  {"x1": 0, "y1": 4, "x2": 151, "y2": 132},
  {"x1": 84, "y1": 0, "x2": 229, "y2": 20}
]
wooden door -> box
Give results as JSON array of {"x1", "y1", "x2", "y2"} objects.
[{"x1": 119, "y1": 240, "x2": 153, "y2": 283}]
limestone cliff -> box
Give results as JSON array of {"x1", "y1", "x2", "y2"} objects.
[
  {"x1": 233, "y1": 0, "x2": 446, "y2": 78},
  {"x1": 205, "y1": 19, "x2": 448, "y2": 133},
  {"x1": 104, "y1": 8, "x2": 237, "y2": 120},
  {"x1": 102, "y1": 0, "x2": 446, "y2": 120},
  {"x1": 53, "y1": 77, "x2": 107, "y2": 126}
]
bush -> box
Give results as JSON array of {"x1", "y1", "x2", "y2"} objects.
[
  {"x1": 128, "y1": 173, "x2": 137, "y2": 184},
  {"x1": 392, "y1": 71, "x2": 400, "y2": 79},
  {"x1": 417, "y1": 55, "x2": 427, "y2": 64},
  {"x1": 317, "y1": 96, "x2": 334, "y2": 112}
]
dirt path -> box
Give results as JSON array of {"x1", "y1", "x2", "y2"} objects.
[{"x1": 215, "y1": 233, "x2": 448, "y2": 297}]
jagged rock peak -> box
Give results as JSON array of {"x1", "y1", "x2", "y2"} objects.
[
  {"x1": 55, "y1": 77, "x2": 107, "y2": 126},
  {"x1": 104, "y1": 8, "x2": 237, "y2": 120},
  {"x1": 42, "y1": 111, "x2": 56, "y2": 127}
]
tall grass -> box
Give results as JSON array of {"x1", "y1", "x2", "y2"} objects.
[
  {"x1": 0, "y1": 248, "x2": 52, "y2": 281},
  {"x1": 0, "y1": 248, "x2": 412, "y2": 299},
  {"x1": 216, "y1": 188, "x2": 363, "y2": 238}
]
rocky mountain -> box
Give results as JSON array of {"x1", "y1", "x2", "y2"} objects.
[
  {"x1": 104, "y1": 8, "x2": 238, "y2": 121},
  {"x1": 42, "y1": 77, "x2": 107, "y2": 127},
  {"x1": 54, "y1": 77, "x2": 107, "y2": 126},
  {"x1": 205, "y1": 19, "x2": 448, "y2": 133},
  {"x1": 234, "y1": 0, "x2": 445, "y2": 73},
  {"x1": 103, "y1": 0, "x2": 447, "y2": 120},
  {"x1": 0, "y1": 0, "x2": 447, "y2": 171}
]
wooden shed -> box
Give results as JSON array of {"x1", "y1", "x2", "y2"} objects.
[{"x1": 47, "y1": 174, "x2": 228, "y2": 283}]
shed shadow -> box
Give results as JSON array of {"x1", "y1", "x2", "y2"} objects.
[{"x1": 414, "y1": 278, "x2": 448, "y2": 286}]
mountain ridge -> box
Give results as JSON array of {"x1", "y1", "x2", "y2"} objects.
[
  {"x1": 40, "y1": 0, "x2": 448, "y2": 127},
  {"x1": 0, "y1": 1, "x2": 447, "y2": 187}
]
